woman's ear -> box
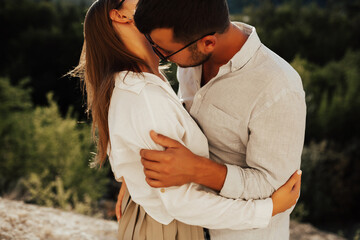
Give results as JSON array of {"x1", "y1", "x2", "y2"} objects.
[{"x1": 109, "y1": 9, "x2": 133, "y2": 23}]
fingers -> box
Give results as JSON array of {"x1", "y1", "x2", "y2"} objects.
[
  {"x1": 285, "y1": 170, "x2": 302, "y2": 190},
  {"x1": 116, "y1": 200, "x2": 121, "y2": 221},
  {"x1": 286, "y1": 170, "x2": 302, "y2": 206},
  {"x1": 292, "y1": 170, "x2": 302, "y2": 190},
  {"x1": 141, "y1": 155, "x2": 164, "y2": 187},
  {"x1": 116, "y1": 180, "x2": 126, "y2": 222},
  {"x1": 116, "y1": 193, "x2": 123, "y2": 221},
  {"x1": 292, "y1": 172, "x2": 302, "y2": 200},
  {"x1": 145, "y1": 177, "x2": 163, "y2": 188},
  {"x1": 141, "y1": 158, "x2": 162, "y2": 172},
  {"x1": 149, "y1": 130, "x2": 181, "y2": 148},
  {"x1": 143, "y1": 168, "x2": 161, "y2": 180},
  {"x1": 140, "y1": 149, "x2": 169, "y2": 162}
]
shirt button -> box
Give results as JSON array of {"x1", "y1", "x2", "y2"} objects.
[
  {"x1": 160, "y1": 188, "x2": 165, "y2": 193},
  {"x1": 197, "y1": 94, "x2": 202, "y2": 99}
]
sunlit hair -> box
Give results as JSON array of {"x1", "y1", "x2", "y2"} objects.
[{"x1": 69, "y1": 0, "x2": 147, "y2": 166}]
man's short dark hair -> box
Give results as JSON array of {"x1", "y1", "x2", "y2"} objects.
[{"x1": 134, "y1": 0, "x2": 230, "y2": 43}]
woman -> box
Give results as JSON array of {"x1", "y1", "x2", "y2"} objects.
[{"x1": 70, "y1": 0, "x2": 301, "y2": 239}]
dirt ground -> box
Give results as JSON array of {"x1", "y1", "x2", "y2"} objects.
[{"x1": 0, "y1": 197, "x2": 346, "y2": 240}]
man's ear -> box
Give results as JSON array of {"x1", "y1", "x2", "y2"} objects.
[
  {"x1": 199, "y1": 35, "x2": 216, "y2": 53},
  {"x1": 109, "y1": 9, "x2": 133, "y2": 23}
]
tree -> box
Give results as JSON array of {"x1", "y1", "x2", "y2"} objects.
[{"x1": 0, "y1": 0, "x2": 86, "y2": 118}]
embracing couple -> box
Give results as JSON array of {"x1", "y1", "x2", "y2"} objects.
[{"x1": 71, "y1": 0, "x2": 306, "y2": 239}]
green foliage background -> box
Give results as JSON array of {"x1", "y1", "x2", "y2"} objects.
[
  {"x1": 0, "y1": 77, "x2": 109, "y2": 215},
  {"x1": 0, "y1": 0, "x2": 359, "y2": 238}
]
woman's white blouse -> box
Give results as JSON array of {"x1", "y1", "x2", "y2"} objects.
[{"x1": 107, "y1": 71, "x2": 273, "y2": 230}]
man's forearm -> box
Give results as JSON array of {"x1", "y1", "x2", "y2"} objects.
[
  {"x1": 192, "y1": 156, "x2": 227, "y2": 191},
  {"x1": 192, "y1": 156, "x2": 274, "y2": 198}
]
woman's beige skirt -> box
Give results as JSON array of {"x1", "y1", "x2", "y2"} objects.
[{"x1": 118, "y1": 188, "x2": 204, "y2": 240}]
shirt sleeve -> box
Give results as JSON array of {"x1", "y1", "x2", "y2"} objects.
[
  {"x1": 110, "y1": 83, "x2": 273, "y2": 230},
  {"x1": 220, "y1": 90, "x2": 306, "y2": 200}
]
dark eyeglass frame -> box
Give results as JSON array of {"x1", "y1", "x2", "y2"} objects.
[
  {"x1": 144, "y1": 32, "x2": 216, "y2": 61},
  {"x1": 115, "y1": 0, "x2": 125, "y2": 9}
]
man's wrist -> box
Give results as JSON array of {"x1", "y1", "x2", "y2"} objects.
[
  {"x1": 190, "y1": 155, "x2": 206, "y2": 183},
  {"x1": 193, "y1": 156, "x2": 227, "y2": 191}
]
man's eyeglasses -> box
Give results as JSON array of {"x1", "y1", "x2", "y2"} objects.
[{"x1": 144, "y1": 32, "x2": 216, "y2": 61}]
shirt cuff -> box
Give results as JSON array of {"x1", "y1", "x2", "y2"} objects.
[
  {"x1": 219, "y1": 164, "x2": 245, "y2": 199},
  {"x1": 253, "y1": 197, "x2": 273, "y2": 228}
]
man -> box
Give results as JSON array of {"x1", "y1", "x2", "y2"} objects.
[{"x1": 121, "y1": 0, "x2": 306, "y2": 239}]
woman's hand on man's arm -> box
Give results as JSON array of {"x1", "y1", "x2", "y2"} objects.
[{"x1": 271, "y1": 170, "x2": 302, "y2": 216}]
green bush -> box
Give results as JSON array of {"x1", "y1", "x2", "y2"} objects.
[
  {"x1": 293, "y1": 141, "x2": 360, "y2": 222},
  {"x1": 233, "y1": 1, "x2": 359, "y2": 65},
  {"x1": 0, "y1": 77, "x2": 34, "y2": 191},
  {"x1": 290, "y1": 51, "x2": 360, "y2": 223},
  {"x1": 291, "y1": 50, "x2": 360, "y2": 143},
  {"x1": 0, "y1": 77, "x2": 108, "y2": 215}
]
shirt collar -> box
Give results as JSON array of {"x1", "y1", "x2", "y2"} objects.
[
  {"x1": 177, "y1": 22, "x2": 262, "y2": 88},
  {"x1": 226, "y1": 22, "x2": 262, "y2": 73},
  {"x1": 114, "y1": 71, "x2": 178, "y2": 100},
  {"x1": 114, "y1": 71, "x2": 165, "y2": 94}
]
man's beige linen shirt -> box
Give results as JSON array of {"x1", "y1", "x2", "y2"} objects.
[{"x1": 178, "y1": 22, "x2": 306, "y2": 240}]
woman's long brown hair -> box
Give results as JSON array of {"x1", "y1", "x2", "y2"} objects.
[{"x1": 69, "y1": 0, "x2": 147, "y2": 166}]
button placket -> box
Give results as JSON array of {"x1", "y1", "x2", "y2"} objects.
[{"x1": 190, "y1": 90, "x2": 203, "y2": 115}]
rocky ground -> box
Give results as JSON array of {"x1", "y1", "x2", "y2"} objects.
[{"x1": 0, "y1": 197, "x2": 346, "y2": 240}]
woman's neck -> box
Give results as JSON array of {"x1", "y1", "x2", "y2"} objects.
[{"x1": 141, "y1": 49, "x2": 165, "y2": 81}]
